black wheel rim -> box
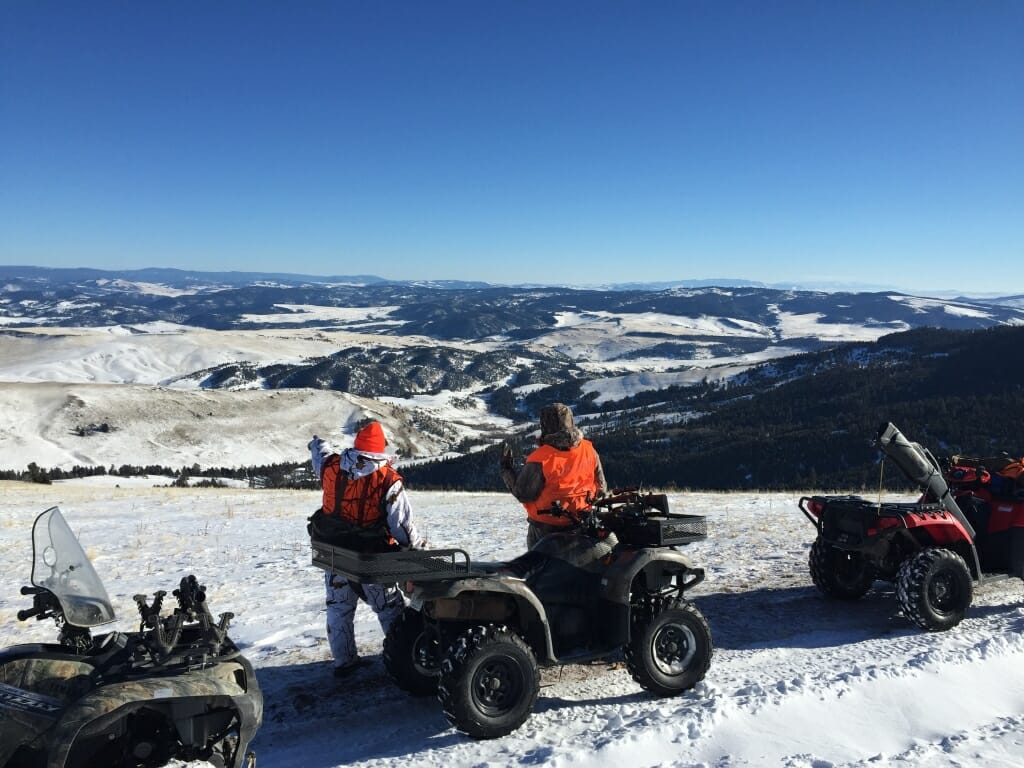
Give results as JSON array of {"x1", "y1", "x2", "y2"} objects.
[
  {"x1": 471, "y1": 654, "x2": 524, "y2": 716},
  {"x1": 652, "y1": 621, "x2": 697, "y2": 676},
  {"x1": 836, "y1": 553, "x2": 867, "y2": 588},
  {"x1": 929, "y1": 570, "x2": 961, "y2": 615},
  {"x1": 413, "y1": 630, "x2": 440, "y2": 676}
]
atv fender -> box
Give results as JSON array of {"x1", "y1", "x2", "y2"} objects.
[
  {"x1": 410, "y1": 577, "x2": 557, "y2": 663},
  {"x1": 0, "y1": 644, "x2": 98, "y2": 765},
  {"x1": 601, "y1": 548, "x2": 705, "y2": 605},
  {"x1": 47, "y1": 657, "x2": 262, "y2": 768}
]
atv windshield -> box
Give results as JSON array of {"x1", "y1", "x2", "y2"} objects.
[{"x1": 30, "y1": 506, "x2": 115, "y2": 628}]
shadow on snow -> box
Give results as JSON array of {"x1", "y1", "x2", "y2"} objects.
[
  {"x1": 244, "y1": 584, "x2": 1023, "y2": 764},
  {"x1": 694, "y1": 582, "x2": 1022, "y2": 651}
]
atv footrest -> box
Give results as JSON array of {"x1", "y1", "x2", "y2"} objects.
[{"x1": 311, "y1": 540, "x2": 476, "y2": 584}]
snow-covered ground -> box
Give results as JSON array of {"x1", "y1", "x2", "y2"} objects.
[{"x1": 1, "y1": 481, "x2": 1021, "y2": 767}]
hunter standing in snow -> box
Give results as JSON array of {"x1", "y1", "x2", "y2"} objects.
[
  {"x1": 308, "y1": 421, "x2": 425, "y2": 678},
  {"x1": 500, "y1": 402, "x2": 608, "y2": 548}
]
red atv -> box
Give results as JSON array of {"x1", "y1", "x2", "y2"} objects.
[{"x1": 800, "y1": 422, "x2": 1024, "y2": 631}]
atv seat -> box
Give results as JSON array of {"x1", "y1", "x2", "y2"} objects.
[{"x1": 470, "y1": 561, "x2": 525, "y2": 579}]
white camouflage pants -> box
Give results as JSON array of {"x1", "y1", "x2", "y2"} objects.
[{"x1": 324, "y1": 573, "x2": 405, "y2": 668}]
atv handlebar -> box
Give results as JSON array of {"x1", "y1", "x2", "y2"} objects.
[
  {"x1": 545, "y1": 489, "x2": 676, "y2": 536},
  {"x1": 17, "y1": 586, "x2": 60, "y2": 622}
]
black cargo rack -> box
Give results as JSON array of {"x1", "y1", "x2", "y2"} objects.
[
  {"x1": 311, "y1": 539, "x2": 478, "y2": 584},
  {"x1": 610, "y1": 512, "x2": 707, "y2": 547}
]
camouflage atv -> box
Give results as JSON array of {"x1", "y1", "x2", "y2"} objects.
[
  {"x1": 313, "y1": 490, "x2": 711, "y2": 739},
  {"x1": 0, "y1": 507, "x2": 263, "y2": 767}
]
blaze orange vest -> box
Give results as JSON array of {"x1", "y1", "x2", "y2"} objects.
[
  {"x1": 523, "y1": 440, "x2": 600, "y2": 526},
  {"x1": 321, "y1": 456, "x2": 401, "y2": 529}
]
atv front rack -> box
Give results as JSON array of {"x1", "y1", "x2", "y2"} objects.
[
  {"x1": 609, "y1": 512, "x2": 708, "y2": 546},
  {"x1": 311, "y1": 540, "x2": 477, "y2": 584}
]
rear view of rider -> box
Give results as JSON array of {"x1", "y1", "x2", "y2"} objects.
[
  {"x1": 500, "y1": 403, "x2": 608, "y2": 548},
  {"x1": 308, "y1": 421, "x2": 425, "y2": 677}
]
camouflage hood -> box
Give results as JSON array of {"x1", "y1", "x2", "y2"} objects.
[{"x1": 537, "y1": 403, "x2": 583, "y2": 450}]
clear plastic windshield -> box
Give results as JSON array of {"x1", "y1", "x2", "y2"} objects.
[{"x1": 31, "y1": 506, "x2": 116, "y2": 628}]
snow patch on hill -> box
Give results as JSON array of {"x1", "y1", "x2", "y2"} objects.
[
  {"x1": 891, "y1": 295, "x2": 995, "y2": 319},
  {"x1": 235, "y1": 304, "x2": 404, "y2": 326},
  {"x1": 0, "y1": 382, "x2": 476, "y2": 471},
  {"x1": 0, "y1": 326, "x2": 486, "y2": 388},
  {"x1": 774, "y1": 311, "x2": 909, "y2": 341}
]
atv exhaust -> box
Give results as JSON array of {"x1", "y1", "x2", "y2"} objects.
[{"x1": 876, "y1": 422, "x2": 975, "y2": 539}]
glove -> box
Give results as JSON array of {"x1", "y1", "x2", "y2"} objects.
[
  {"x1": 500, "y1": 443, "x2": 514, "y2": 471},
  {"x1": 308, "y1": 435, "x2": 322, "y2": 452}
]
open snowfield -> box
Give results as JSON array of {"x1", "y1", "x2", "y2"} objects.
[{"x1": 2, "y1": 481, "x2": 1021, "y2": 767}]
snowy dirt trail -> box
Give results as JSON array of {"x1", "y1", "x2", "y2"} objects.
[{"x1": 1, "y1": 484, "x2": 1022, "y2": 767}]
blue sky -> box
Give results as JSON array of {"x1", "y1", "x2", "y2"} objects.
[{"x1": 2, "y1": 2, "x2": 1022, "y2": 293}]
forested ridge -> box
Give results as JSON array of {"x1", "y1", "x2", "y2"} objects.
[{"x1": 402, "y1": 326, "x2": 1024, "y2": 492}]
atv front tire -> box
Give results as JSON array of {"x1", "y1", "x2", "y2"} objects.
[
  {"x1": 809, "y1": 537, "x2": 876, "y2": 600},
  {"x1": 438, "y1": 625, "x2": 540, "y2": 739},
  {"x1": 383, "y1": 607, "x2": 440, "y2": 696},
  {"x1": 896, "y1": 547, "x2": 973, "y2": 631},
  {"x1": 625, "y1": 598, "x2": 712, "y2": 697}
]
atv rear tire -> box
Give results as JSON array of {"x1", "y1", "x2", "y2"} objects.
[
  {"x1": 625, "y1": 598, "x2": 712, "y2": 697},
  {"x1": 809, "y1": 537, "x2": 876, "y2": 600},
  {"x1": 438, "y1": 625, "x2": 540, "y2": 739},
  {"x1": 896, "y1": 547, "x2": 973, "y2": 631},
  {"x1": 383, "y1": 608, "x2": 440, "y2": 696}
]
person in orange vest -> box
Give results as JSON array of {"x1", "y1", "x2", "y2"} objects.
[
  {"x1": 500, "y1": 403, "x2": 608, "y2": 548},
  {"x1": 308, "y1": 421, "x2": 425, "y2": 678}
]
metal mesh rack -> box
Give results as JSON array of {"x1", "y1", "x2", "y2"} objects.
[{"x1": 311, "y1": 541, "x2": 476, "y2": 584}]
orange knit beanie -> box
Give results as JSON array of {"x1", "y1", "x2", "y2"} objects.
[{"x1": 354, "y1": 422, "x2": 387, "y2": 453}]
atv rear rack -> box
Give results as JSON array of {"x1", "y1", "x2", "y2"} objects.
[{"x1": 311, "y1": 540, "x2": 477, "y2": 584}]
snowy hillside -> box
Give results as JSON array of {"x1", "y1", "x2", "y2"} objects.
[
  {"x1": 1, "y1": 481, "x2": 1021, "y2": 767},
  {"x1": 0, "y1": 381, "x2": 507, "y2": 471}
]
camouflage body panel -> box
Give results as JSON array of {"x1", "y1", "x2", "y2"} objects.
[
  {"x1": 0, "y1": 643, "x2": 262, "y2": 768},
  {"x1": 0, "y1": 647, "x2": 94, "y2": 765},
  {"x1": 47, "y1": 657, "x2": 262, "y2": 768}
]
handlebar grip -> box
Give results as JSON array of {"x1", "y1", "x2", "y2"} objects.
[
  {"x1": 20, "y1": 585, "x2": 45, "y2": 595},
  {"x1": 17, "y1": 608, "x2": 39, "y2": 621}
]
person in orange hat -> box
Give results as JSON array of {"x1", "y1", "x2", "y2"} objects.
[{"x1": 308, "y1": 420, "x2": 425, "y2": 678}]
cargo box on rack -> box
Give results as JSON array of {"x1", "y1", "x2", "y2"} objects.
[{"x1": 611, "y1": 512, "x2": 707, "y2": 547}]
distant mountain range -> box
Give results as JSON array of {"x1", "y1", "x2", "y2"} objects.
[
  {"x1": 3, "y1": 264, "x2": 1022, "y2": 303},
  {"x1": 2, "y1": 265, "x2": 1023, "y2": 487},
  {"x1": 3, "y1": 265, "x2": 1023, "y2": 338}
]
